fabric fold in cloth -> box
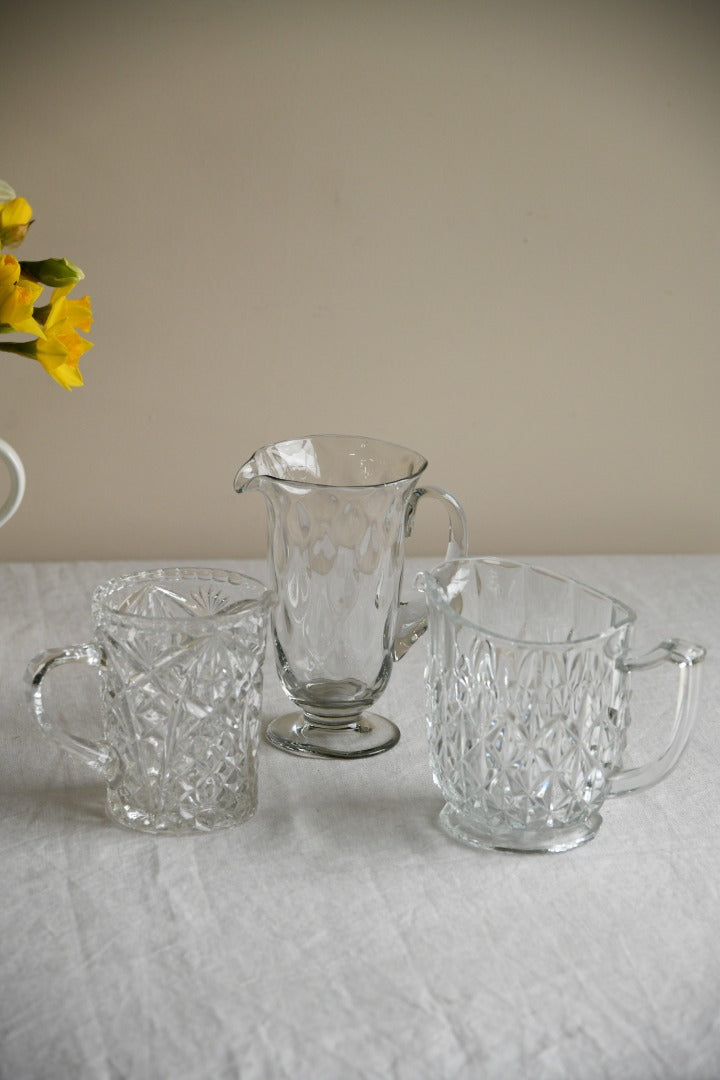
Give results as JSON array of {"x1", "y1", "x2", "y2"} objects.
[{"x1": 0, "y1": 556, "x2": 718, "y2": 1079}]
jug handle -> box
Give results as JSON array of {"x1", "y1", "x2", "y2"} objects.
[
  {"x1": 607, "y1": 638, "x2": 705, "y2": 797},
  {"x1": 392, "y1": 484, "x2": 468, "y2": 661},
  {"x1": 25, "y1": 643, "x2": 119, "y2": 780}
]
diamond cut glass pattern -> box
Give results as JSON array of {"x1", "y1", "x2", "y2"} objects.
[
  {"x1": 420, "y1": 558, "x2": 705, "y2": 852},
  {"x1": 94, "y1": 571, "x2": 271, "y2": 833},
  {"x1": 25, "y1": 568, "x2": 273, "y2": 834},
  {"x1": 421, "y1": 559, "x2": 635, "y2": 852}
]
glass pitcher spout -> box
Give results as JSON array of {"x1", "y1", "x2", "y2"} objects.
[
  {"x1": 234, "y1": 446, "x2": 278, "y2": 494},
  {"x1": 234, "y1": 456, "x2": 262, "y2": 494}
]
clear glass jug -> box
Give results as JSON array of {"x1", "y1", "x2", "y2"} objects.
[
  {"x1": 25, "y1": 568, "x2": 274, "y2": 834},
  {"x1": 235, "y1": 434, "x2": 468, "y2": 758},
  {"x1": 418, "y1": 557, "x2": 705, "y2": 852}
]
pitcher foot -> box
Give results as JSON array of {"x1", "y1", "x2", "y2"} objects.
[{"x1": 266, "y1": 712, "x2": 400, "y2": 759}]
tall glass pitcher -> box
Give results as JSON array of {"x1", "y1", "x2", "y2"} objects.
[{"x1": 235, "y1": 435, "x2": 468, "y2": 758}]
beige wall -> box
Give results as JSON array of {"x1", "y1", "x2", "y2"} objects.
[{"x1": 1, "y1": 0, "x2": 719, "y2": 560}]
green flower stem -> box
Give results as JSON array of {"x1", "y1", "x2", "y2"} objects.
[{"x1": 0, "y1": 340, "x2": 35, "y2": 357}]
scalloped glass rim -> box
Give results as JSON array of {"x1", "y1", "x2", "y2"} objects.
[{"x1": 92, "y1": 567, "x2": 274, "y2": 629}]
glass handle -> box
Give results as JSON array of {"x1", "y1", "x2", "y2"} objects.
[
  {"x1": 608, "y1": 638, "x2": 706, "y2": 797},
  {"x1": 24, "y1": 643, "x2": 119, "y2": 779},
  {"x1": 393, "y1": 484, "x2": 469, "y2": 661},
  {"x1": 0, "y1": 437, "x2": 25, "y2": 528}
]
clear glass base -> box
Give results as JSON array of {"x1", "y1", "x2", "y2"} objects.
[
  {"x1": 438, "y1": 803, "x2": 602, "y2": 853},
  {"x1": 106, "y1": 790, "x2": 257, "y2": 835},
  {"x1": 266, "y1": 712, "x2": 400, "y2": 759}
]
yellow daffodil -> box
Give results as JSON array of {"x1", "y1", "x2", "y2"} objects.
[
  {"x1": 0, "y1": 254, "x2": 45, "y2": 336},
  {"x1": 36, "y1": 281, "x2": 93, "y2": 334},
  {"x1": 0, "y1": 180, "x2": 93, "y2": 390},
  {"x1": 0, "y1": 279, "x2": 93, "y2": 389},
  {"x1": 28, "y1": 282, "x2": 93, "y2": 389},
  {"x1": 32, "y1": 333, "x2": 88, "y2": 390},
  {"x1": 0, "y1": 196, "x2": 33, "y2": 249}
]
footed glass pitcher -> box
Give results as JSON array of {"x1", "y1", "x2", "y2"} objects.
[{"x1": 235, "y1": 435, "x2": 468, "y2": 758}]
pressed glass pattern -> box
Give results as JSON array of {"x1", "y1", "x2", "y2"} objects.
[
  {"x1": 26, "y1": 568, "x2": 273, "y2": 834},
  {"x1": 419, "y1": 558, "x2": 705, "y2": 853}
]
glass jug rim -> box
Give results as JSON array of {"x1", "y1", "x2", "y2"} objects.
[
  {"x1": 92, "y1": 566, "x2": 274, "y2": 629},
  {"x1": 243, "y1": 433, "x2": 428, "y2": 489},
  {"x1": 419, "y1": 556, "x2": 636, "y2": 647}
]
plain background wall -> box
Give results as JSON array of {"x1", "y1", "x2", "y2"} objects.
[{"x1": 1, "y1": 0, "x2": 719, "y2": 560}]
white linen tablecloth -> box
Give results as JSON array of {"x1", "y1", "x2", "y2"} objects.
[{"x1": 0, "y1": 555, "x2": 718, "y2": 1080}]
